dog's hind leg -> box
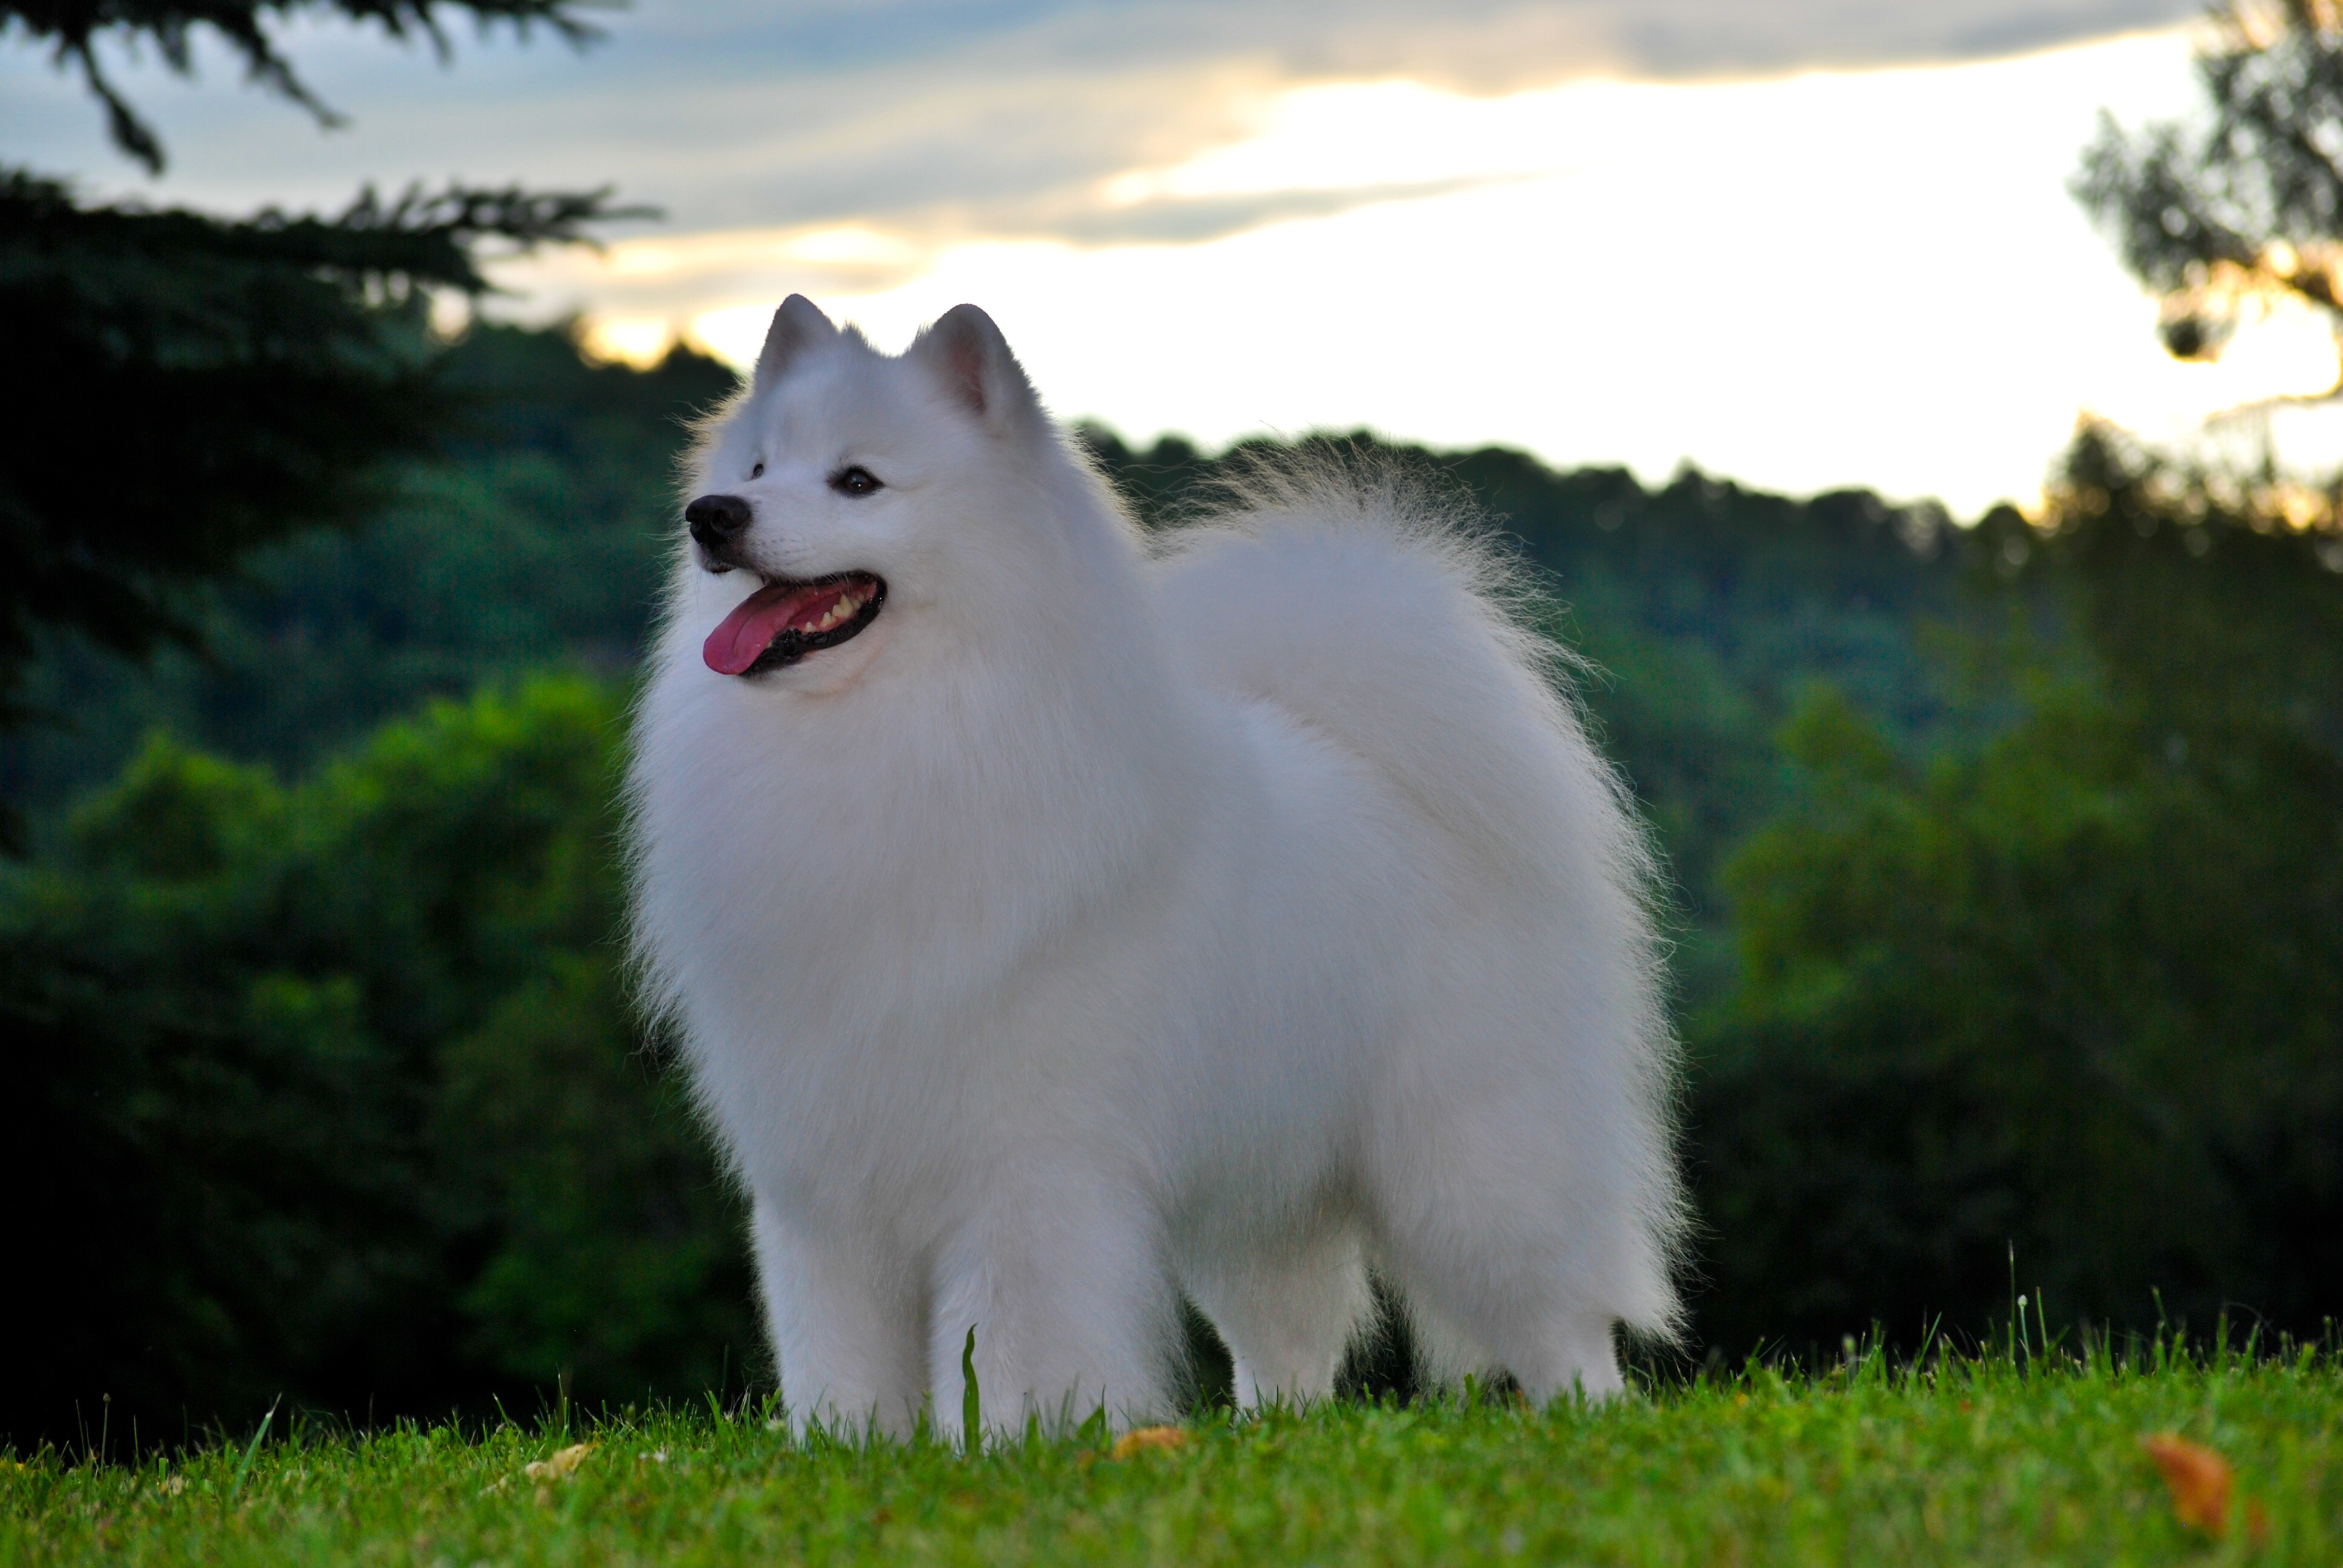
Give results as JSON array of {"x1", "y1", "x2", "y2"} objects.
[
  {"x1": 1184, "y1": 1231, "x2": 1371, "y2": 1410},
  {"x1": 1362, "y1": 1079, "x2": 1643, "y2": 1405},
  {"x1": 752, "y1": 1199, "x2": 928, "y2": 1439},
  {"x1": 1369, "y1": 1191, "x2": 1630, "y2": 1405}
]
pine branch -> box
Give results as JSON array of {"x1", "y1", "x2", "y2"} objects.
[{"x1": 5, "y1": 0, "x2": 610, "y2": 171}]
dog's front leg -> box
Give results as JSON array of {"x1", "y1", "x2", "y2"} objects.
[
  {"x1": 926, "y1": 1178, "x2": 1175, "y2": 1440},
  {"x1": 751, "y1": 1197, "x2": 928, "y2": 1439}
]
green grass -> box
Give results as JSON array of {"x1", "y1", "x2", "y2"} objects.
[{"x1": 8, "y1": 1341, "x2": 2340, "y2": 1566}]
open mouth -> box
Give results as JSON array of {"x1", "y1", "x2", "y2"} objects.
[{"x1": 703, "y1": 571, "x2": 887, "y2": 676}]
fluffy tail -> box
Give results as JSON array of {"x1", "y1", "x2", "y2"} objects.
[
  {"x1": 1152, "y1": 457, "x2": 1643, "y2": 912},
  {"x1": 1150, "y1": 454, "x2": 1688, "y2": 1339}
]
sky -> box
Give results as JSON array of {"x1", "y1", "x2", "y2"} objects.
[{"x1": 10, "y1": 0, "x2": 2343, "y2": 516}]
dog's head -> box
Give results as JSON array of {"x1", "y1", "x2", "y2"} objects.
[{"x1": 681, "y1": 295, "x2": 1053, "y2": 684}]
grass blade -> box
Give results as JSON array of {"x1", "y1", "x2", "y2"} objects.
[
  {"x1": 961, "y1": 1326, "x2": 981, "y2": 1455},
  {"x1": 226, "y1": 1396, "x2": 281, "y2": 1510}
]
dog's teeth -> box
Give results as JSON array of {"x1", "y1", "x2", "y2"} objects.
[{"x1": 788, "y1": 587, "x2": 871, "y2": 639}]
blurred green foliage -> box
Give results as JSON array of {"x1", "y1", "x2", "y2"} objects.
[
  {"x1": 0, "y1": 326, "x2": 755, "y2": 1447},
  {"x1": 0, "y1": 323, "x2": 736, "y2": 812},
  {"x1": 1, "y1": 676, "x2": 754, "y2": 1443},
  {"x1": 1691, "y1": 428, "x2": 2343, "y2": 1357}
]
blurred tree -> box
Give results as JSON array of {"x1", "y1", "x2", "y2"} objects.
[
  {"x1": 0, "y1": 678, "x2": 756, "y2": 1446},
  {"x1": 2075, "y1": 0, "x2": 2343, "y2": 373},
  {"x1": 1691, "y1": 426, "x2": 2343, "y2": 1356},
  {"x1": 0, "y1": 0, "x2": 643, "y2": 839},
  {"x1": 0, "y1": 321, "x2": 736, "y2": 821}
]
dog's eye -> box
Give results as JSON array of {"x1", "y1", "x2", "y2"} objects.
[
  {"x1": 750, "y1": 461, "x2": 765, "y2": 479},
  {"x1": 830, "y1": 466, "x2": 883, "y2": 497}
]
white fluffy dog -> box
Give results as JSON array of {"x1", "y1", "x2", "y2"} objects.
[{"x1": 626, "y1": 296, "x2": 1682, "y2": 1439}]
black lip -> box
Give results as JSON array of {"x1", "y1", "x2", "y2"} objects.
[{"x1": 739, "y1": 572, "x2": 888, "y2": 676}]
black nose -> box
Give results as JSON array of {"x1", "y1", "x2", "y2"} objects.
[{"x1": 686, "y1": 493, "x2": 753, "y2": 557}]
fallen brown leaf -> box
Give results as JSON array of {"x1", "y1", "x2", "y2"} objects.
[
  {"x1": 1108, "y1": 1426, "x2": 1190, "y2": 1460},
  {"x1": 2140, "y1": 1432, "x2": 2232, "y2": 1535},
  {"x1": 524, "y1": 1442, "x2": 597, "y2": 1482}
]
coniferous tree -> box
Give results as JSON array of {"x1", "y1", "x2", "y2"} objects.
[{"x1": 0, "y1": 2, "x2": 644, "y2": 830}]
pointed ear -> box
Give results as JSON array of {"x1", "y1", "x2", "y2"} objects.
[
  {"x1": 752, "y1": 294, "x2": 837, "y2": 394},
  {"x1": 910, "y1": 304, "x2": 1038, "y2": 428}
]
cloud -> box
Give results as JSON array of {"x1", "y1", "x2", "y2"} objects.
[
  {"x1": 5, "y1": 0, "x2": 2200, "y2": 250},
  {"x1": 493, "y1": 0, "x2": 2209, "y2": 240}
]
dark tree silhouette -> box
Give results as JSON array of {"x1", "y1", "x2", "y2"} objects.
[{"x1": 5, "y1": 0, "x2": 600, "y2": 173}]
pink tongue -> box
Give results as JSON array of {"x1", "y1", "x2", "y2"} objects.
[{"x1": 704, "y1": 580, "x2": 827, "y2": 675}]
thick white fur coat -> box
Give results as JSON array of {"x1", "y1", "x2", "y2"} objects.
[{"x1": 626, "y1": 297, "x2": 1683, "y2": 1438}]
